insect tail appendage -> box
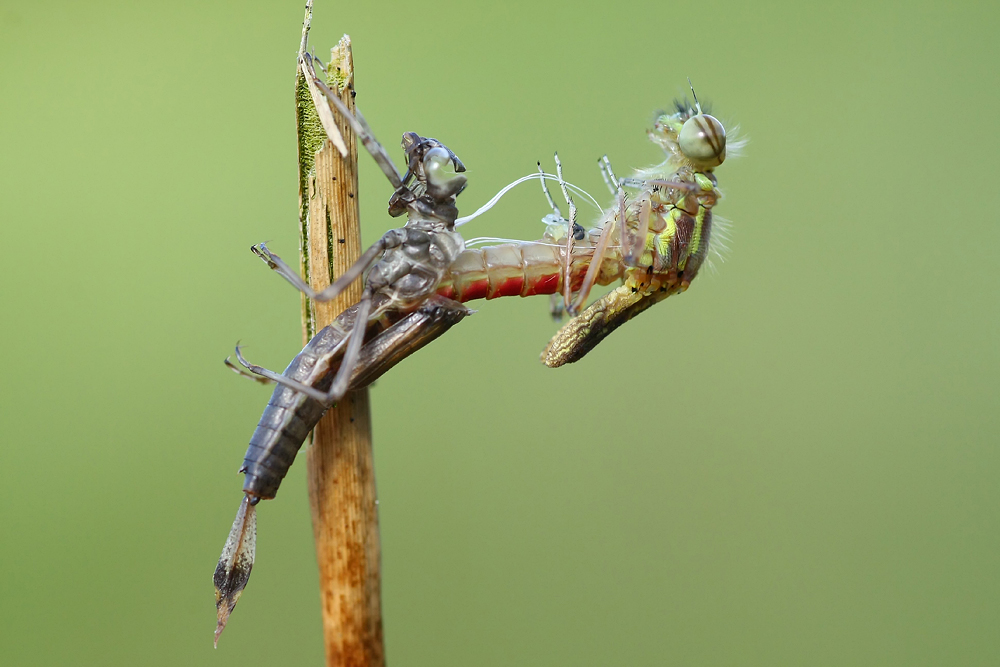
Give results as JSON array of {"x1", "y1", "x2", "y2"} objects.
[{"x1": 213, "y1": 494, "x2": 257, "y2": 647}]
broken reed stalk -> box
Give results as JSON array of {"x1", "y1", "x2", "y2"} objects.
[{"x1": 295, "y1": 18, "x2": 385, "y2": 667}]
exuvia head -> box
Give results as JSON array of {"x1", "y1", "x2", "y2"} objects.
[
  {"x1": 400, "y1": 132, "x2": 467, "y2": 200},
  {"x1": 423, "y1": 146, "x2": 467, "y2": 199}
]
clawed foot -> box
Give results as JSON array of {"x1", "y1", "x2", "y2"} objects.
[
  {"x1": 224, "y1": 345, "x2": 274, "y2": 386},
  {"x1": 250, "y1": 242, "x2": 280, "y2": 270}
]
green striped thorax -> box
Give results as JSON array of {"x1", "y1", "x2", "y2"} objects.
[
  {"x1": 541, "y1": 101, "x2": 739, "y2": 368},
  {"x1": 621, "y1": 103, "x2": 729, "y2": 291}
]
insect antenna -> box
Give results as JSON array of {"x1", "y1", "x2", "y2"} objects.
[{"x1": 687, "y1": 77, "x2": 703, "y2": 115}]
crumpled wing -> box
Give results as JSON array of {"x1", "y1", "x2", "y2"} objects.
[{"x1": 541, "y1": 282, "x2": 680, "y2": 368}]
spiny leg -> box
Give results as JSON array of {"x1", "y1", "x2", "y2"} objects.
[
  {"x1": 538, "y1": 158, "x2": 581, "y2": 320},
  {"x1": 536, "y1": 161, "x2": 563, "y2": 220},
  {"x1": 544, "y1": 163, "x2": 567, "y2": 320},
  {"x1": 537, "y1": 159, "x2": 584, "y2": 241},
  {"x1": 549, "y1": 294, "x2": 565, "y2": 321},
  {"x1": 234, "y1": 288, "x2": 375, "y2": 406},
  {"x1": 621, "y1": 194, "x2": 650, "y2": 267},
  {"x1": 636, "y1": 197, "x2": 651, "y2": 264},
  {"x1": 299, "y1": 52, "x2": 403, "y2": 189},
  {"x1": 308, "y1": 51, "x2": 325, "y2": 72},
  {"x1": 224, "y1": 354, "x2": 274, "y2": 385},
  {"x1": 619, "y1": 177, "x2": 697, "y2": 191},
  {"x1": 553, "y1": 152, "x2": 578, "y2": 314},
  {"x1": 298, "y1": 50, "x2": 349, "y2": 158},
  {"x1": 252, "y1": 228, "x2": 403, "y2": 303},
  {"x1": 569, "y1": 195, "x2": 618, "y2": 315},
  {"x1": 324, "y1": 288, "x2": 373, "y2": 402},
  {"x1": 613, "y1": 175, "x2": 696, "y2": 266},
  {"x1": 234, "y1": 346, "x2": 332, "y2": 403},
  {"x1": 598, "y1": 155, "x2": 619, "y2": 195},
  {"x1": 616, "y1": 187, "x2": 628, "y2": 263}
]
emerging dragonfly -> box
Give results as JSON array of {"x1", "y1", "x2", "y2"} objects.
[
  {"x1": 215, "y1": 53, "x2": 735, "y2": 642},
  {"x1": 443, "y1": 90, "x2": 737, "y2": 367}
]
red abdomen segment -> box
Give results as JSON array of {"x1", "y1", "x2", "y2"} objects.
[{"x1": 437, "y1": 241, "x2": 619, "y2": 303}]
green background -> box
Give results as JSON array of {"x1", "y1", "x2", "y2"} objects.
[{"x1": 1, "y1": 0, "x2": 998, "y2": 664}]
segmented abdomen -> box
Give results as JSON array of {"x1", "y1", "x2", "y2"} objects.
[
  {"x1": 240, "y1": 297, "x2": 470, "y2": 500},
  {"x1": 240, "y1": 318, "x2": 355, "y2": 500},
  {"x1": 436, "y1": 240, "x2": 622, "y2": 302}
]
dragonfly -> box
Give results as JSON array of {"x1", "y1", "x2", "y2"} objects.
[
  {"x1": 443, "y1": 90, "x2": 737, "y2": 367},
  {"x1": 214, "y1": 54, "x2": 735, "y2": 642}
]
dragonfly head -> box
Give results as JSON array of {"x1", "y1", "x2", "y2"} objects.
[
  {"x1": 649, "y1": 102, "x2": 728, "y2": 170},
  {"x1": 678, "y1": 114, "x2": 727, "y2": 168}
]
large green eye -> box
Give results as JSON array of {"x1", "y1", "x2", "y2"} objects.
[{"x1": 678, "y1": 114, "x2": 727, "y2": 167}]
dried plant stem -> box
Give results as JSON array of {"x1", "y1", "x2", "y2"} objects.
[{"x1": 295, "y1": 7, "x2": 385, "y2": 665}]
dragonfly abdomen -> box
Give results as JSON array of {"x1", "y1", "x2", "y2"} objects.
[{"x1": 438, "y1": 240, "x2": 619, "y2": 303}]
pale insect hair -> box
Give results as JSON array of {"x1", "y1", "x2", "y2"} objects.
[{"x1": 703, "y1": 214, "x2": 733, "y2": 275}]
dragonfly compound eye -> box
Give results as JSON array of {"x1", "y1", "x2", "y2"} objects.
[
  {"x1": 678, "y1": 114, "x2": 727, "y2": 168},
  {"x1": 423, "y1": 146, "x2": 467, "y2": 199}
]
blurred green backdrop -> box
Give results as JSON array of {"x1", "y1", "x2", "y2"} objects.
[{"x1": 1, "y1": 0, "x2": 998, "y2": 665}]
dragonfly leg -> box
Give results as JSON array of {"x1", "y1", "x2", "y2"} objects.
[
  {"x1": 224, "y1": 355, "x2": 274, "y2": 385},
  {"x1": 621, "y1": 194, "x2": 650, "y2": 267},
  {"x1": 233, "y1": 346, "x2": 332, "y2": 403},
  {"x1": 299, "y1": 52, "x2": 404, "y2": 190},
  {"x1": 233, "y1": 289, "x2": 375, "y2": 406},
  {"x1": 252, "y1": 228, "x2": 404, "y2": 303},
  {"x1": 553, "y1": 152, "x2": 577, "y2": 314},
  {"x1": 549, "y1": 294, "x2": 565, "y2": 321},
  {"x1": 619, "y1": 177, "x2": 697, "y2": 191},
  {"x1": 536, "y1": 161, "x2": 563, "y2": 221},
  {"x1": 322, "y1": 288, "x2": 373, "y2": 402},
  {"x1": 598, "y1": 155, "x2": 619, "y2": 195},
  {"x1": 537, "y1": 158, "x2": 584, "y2": 241},
  {"x1": 568, "y1": 200, "x2": 616, "y2": 315}
]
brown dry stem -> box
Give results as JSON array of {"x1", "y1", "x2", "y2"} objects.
[{"x1": 296, "y1": 6, "x2": 385, "y2": 665}]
